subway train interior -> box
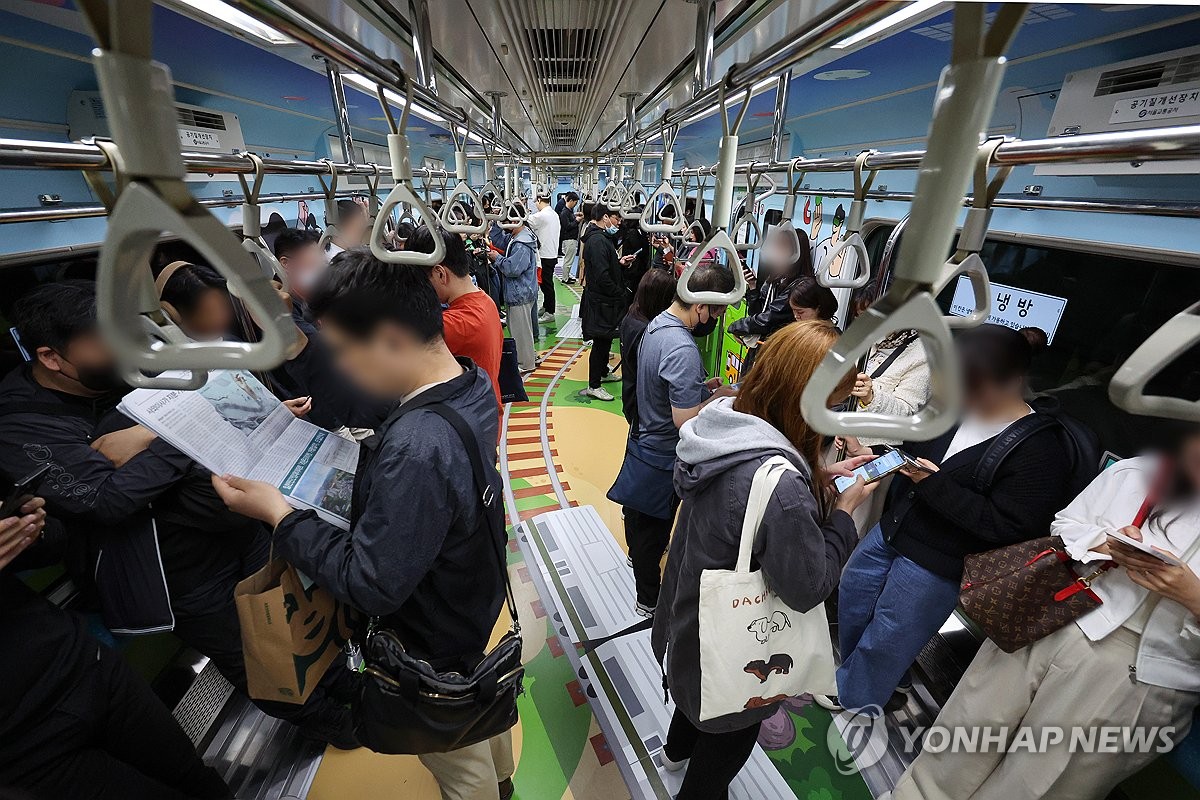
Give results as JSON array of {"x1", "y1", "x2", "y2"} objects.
[{"x1": 2, "y1": 0, "x2": 1200, "y2": 799}]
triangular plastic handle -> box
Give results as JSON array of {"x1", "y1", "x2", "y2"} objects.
[
  {"x1": 1110, "y1": 301, "x2": 1200, "y2": 422},
  {"x1": 620, "y1": 181, "x2": 647, "y2": 219},
  {"x1": 370, "y1": 181, "x2": 445, "y2": 265},
  {"x1": 936, "y1": 253, "x2": 991, "y2": 329},
  {"x1": 440, "y1": 180, "x2": 486, "y2": 234},
  {"x1": 800, "y1": 283, "x2": 961, "y2": 441},
  {"x1": 497, "y1": 198, "x2": 528, "y2": 231},
  {"x1": 97, "y1": 181, "x2": 298, "y2": 381},
  {"x1": 730, "y1": 212, "x2": 762, "y2": 252},
  {"x1": 119, "y1": 318, "x2": 208, "y2": 390},
  {"x1": 242, "y1": 236, "x2": 289, "y2": 293},
  {"x1": 816, "y1": 232, "x2": 871, "y2": 289},
  {"x1": 599, "y1": 182, "x2": 625, "y2": 211},
  {"x1": 478, "y1": 180, "x2": 505, "y2": 221},
  {"x1": 676, "y1": 228, "x2": 748, "y2": 306},
  {"x1": 639, "y1": 180, "x2": 687, "y2": 234}
]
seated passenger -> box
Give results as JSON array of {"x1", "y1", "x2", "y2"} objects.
[
  {"x1": 728, "y1": 224, "x2": 814, "y2": 373},
  {"x1": 155, "y1": 261, "x2": 234, "y2": 341},
  {"x1": 273, "y1": 227, "x2": 327, "y2": 333},
  {"x1": 210, "y1": 251, "x2": 515, "y2": 800},
  {"x1": 325, "y1": 198, "x2": 369, "y2": 258},
  {"x1": 407, "y1": 225, "x2": 504, "y2": 413},
  {"x1": 618, "y1": 269, "x2": 677, "y2": 427},
  {"x1": 0, "y1": 499, "x2": 232, "y2": 800},
  {"x1": 0, "y1": 281, "x2": 356, "y2": 746},
  {"x1": 786, "y1": 276, "x2": 837, "y2": 323},
  {"x1": 894, "y1": 427, "x2": 1200, "y2": 800},
  {"x1": 652, "y1": 321, "x2": 878, "y2": 799},
  {"x1": 823, "y1": 325, "x2": 1081, "y2": 713},
  {"x1": 610, "y1": 263, "x2": 736, "y2": 618}
]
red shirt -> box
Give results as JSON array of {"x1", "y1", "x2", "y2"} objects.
[{"x1": 444, "y1": 290, "x2": 503, "y2": 410}]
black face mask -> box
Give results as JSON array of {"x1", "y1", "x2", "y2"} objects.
[
  {"x1": 61, "y1": 357, "x2": 126, "y2": 393},
  {"x1": 691, "y1": 312, "x2": 720, "y2": 339}
]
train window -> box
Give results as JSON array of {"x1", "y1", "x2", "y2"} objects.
[{"x1": 864, "y1": 221, "x2": 1200, "y2": 455}]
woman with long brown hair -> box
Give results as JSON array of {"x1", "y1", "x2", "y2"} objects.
[{"x1": 649, "y1": 320, "x2": 878, "y2": 800}]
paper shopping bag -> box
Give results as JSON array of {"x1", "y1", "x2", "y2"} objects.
[{"x1": 234, "y1": 558, "x2": 354, "y2": 704}]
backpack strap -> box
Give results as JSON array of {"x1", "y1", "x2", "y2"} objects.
[
  {"x1": 971, "y1": 413, "x2": 1061, "y2": 493},
  {"x1": 869, "y1": 333, "x2": 917, "y2": 380}
]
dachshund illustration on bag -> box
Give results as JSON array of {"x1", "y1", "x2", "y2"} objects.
[
  {"x1": 743, "y1": 653, "x2": 795, "y2": 683},
  {"x1": 747, "y1": 610, "x2": 792, "y2": 644}
]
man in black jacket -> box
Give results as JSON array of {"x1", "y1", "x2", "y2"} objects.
[
  {"x1": 211, "y1": 251, "x2": 516, "y2": 800},
  {"x1": 558, "y1": 192, "x2": 581, "y2": 284},
  {"x1": 0, "y1": 281, "x2": 357, "y2": 747},
  {"x1": 579, "y1": 204, "x2": 635, "y2": 402}
]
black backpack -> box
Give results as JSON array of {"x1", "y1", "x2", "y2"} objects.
[{"x1": 972, "y1": 400, "x2": 1100, "y2": 498}]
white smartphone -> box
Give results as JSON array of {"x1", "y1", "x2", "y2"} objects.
[{"x1": 834, "y1": 449, "x2": 907, "y2": 493}]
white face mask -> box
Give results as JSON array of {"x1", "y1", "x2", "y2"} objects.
[{"x1": 295, "y1": 261, "x2": 327, "y2": 292}]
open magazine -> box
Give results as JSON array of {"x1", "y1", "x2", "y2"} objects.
[{"x1": 119, "y1": 371, "x2": 358, "y2": 530}]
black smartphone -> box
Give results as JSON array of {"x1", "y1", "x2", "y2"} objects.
[{"x1": 0, "y1": 464, "x2": 51, "y2": 518}]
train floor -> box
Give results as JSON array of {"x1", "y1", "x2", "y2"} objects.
[{"x1": 300, "y1": 275, "x2": 884, "y2": 800}]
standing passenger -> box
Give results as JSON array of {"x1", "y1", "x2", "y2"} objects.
[
  {"x1": 822, "y1": 325, "x2": 1079, "y2": 713},
  {"x1": 618, "y1": 269, "x2": 677, "y2": 427},
  {"x1": 488, "y1": 217, "x2": 539, "y2": 374},
  {"x1": 610, "y1": 263, "x2": 736, "y2": 617},
  {"x1": 727, "y1": 225, "x2": 814, "y2": 374},
  {"x1": 527, "y1": 192, "x2": 561, "y2": 323},
  {"x1": 408, "y1": 226, "x2": 504, "y2": 414},
  {"x1": 894, "y1": 427, "x2": 1200, "y2": 800},
  {"x1": 324, "y1": 199, "x2": 369, "y2": 258},
  {"x1": 579, "y1": 205, "x2": 635, "y2": 402},
  {"x1": 211, "y1": 252, "x2": 516, "y2": 800},
  {"x1": 652, "y1": 321, "x2": 878, "y2": 799},
  {"x1": 558, "y1": 192, "x2": 581, "y2": 284}
]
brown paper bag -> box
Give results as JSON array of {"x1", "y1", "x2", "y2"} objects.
[{"x1": 234, "y1": 558, "x2": 354, "y2": 704}]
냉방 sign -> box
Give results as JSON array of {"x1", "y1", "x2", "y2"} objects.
[{"x1": 949, "y1": 277, "x2": 1068, "y2": 344}]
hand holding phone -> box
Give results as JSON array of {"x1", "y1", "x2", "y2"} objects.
[
  {"x1": 833, "y1": 450, "x2": 907, "y2": 493},
  {"x1": 0, "y1": 464, "x2": 51, "y2": 518}
]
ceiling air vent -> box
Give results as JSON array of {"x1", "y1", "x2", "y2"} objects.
[
  {"x1": 524, "y1": 27, "x2": 603, "y2": 94},
  {"x1": 1094, "y1": 53, "x2": 1200, "y2": 97}
]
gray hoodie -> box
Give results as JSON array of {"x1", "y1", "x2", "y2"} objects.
[{"x1": 651, "y1": 397, "x2": 858, "y2": 733}]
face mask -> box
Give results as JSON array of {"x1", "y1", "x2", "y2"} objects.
[
  {"x1": 605, "y1": 225, "x2": 619, "y2": 235},
  {"x1": 65, "y1": 359, "x2": 126, "y2": 392},
  {"x1": 295, "y1": 261, "x2": 327, "y2": 292},
  {"x1": 691, "y1": 311, "x2": 720, "y2": 338}
]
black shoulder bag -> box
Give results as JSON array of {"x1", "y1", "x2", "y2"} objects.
[{"x1": 354, "y1": 402, "x2": 524, "y2": 755}]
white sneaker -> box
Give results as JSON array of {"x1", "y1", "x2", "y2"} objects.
[
  {"x1": 814, "y1": 694, "x2": 844, "y2": 712},
  {"x1": 538, "y1": 311, "x2": 555, "y2": 323},
  {"x1": 600, "y1": 368, "x2": 621, "y2": 383},
  {"x1": 580, "y1": 386, "x2": 615, "y2": 402},
  {"x1": 660, "y1": 750, "x2": 688, "y2": 773},
  {"x1": 634, "y1": 601, "x2": 656, "y2": 618}
]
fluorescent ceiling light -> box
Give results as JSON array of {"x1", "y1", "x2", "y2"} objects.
[
  {"x1": 342, "y1": 73, "x2": 448, "y2": 125},
  {"x1": 832, "y1": 0, "x2": 942, "y2": 49},
  {"x1": 172, "y1": 0, "x2": 295, "y2": 45}
]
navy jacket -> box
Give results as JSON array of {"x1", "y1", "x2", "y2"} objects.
[{"x1": 276, "y1": 355, "x2": 503, "y2": 669}]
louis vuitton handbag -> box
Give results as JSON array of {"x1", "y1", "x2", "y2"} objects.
[{"x1": 959, "y1": 461, "x2": 1169, "y2": 653}]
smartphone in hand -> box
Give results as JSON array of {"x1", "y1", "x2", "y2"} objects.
[{"x1": 0, "y1": 464, "x2": 51, "y2": 518}]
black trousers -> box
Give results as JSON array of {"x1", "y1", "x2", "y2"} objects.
[
  {"x1": 172, "y1": 591, "x2": 359, "y2": 729},
  {"x1": 540, "y1": 257, "x2": 557, "y2": 314},
  {"x1": 663, "y1": 709, "x2": 762, "y2": 800},
  {"x1": 589, "y1": 337, "x2": 614, "y2": 388},
  {"x1": 624, "y1": 504, "x2": 675, "y2": 607},
  {"x1": 0, "y1": 642, "x2": 231, "y2": 800}
]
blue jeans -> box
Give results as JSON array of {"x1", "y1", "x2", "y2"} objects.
[{"x1": 836, "y1": 525, "x2": 960, "y2": 710}]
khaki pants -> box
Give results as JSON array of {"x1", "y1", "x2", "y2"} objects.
[
  {"x1": 418, "y1": 731, "x2": 515, "y2": 800},
  {"x1": 893, "y1": 626, "x2": 1197, "y2": 800}
]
